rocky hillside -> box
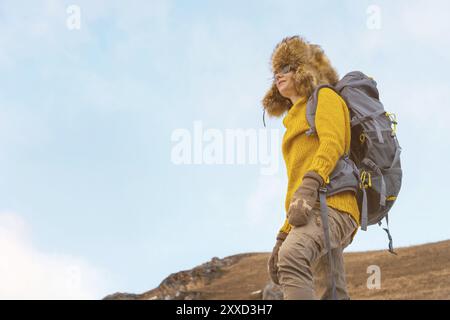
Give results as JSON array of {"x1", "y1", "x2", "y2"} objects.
[{"x1": 104, "y1": 240, "x2": 450, "y2": 300}]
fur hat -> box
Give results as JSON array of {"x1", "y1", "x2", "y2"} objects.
[{"x1": 261, "y1": 35, "x2": 339, "y2": 117}]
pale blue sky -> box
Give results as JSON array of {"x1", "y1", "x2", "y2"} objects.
[{"x1": 0, "y1": 0, "x2": 449, "y2": 299}]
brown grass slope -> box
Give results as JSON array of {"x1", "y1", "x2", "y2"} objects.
[{"x1": 105, "y1": 240, "x2": 450, "y2": 300}]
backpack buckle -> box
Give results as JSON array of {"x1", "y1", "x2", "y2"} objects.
[{"x1": 360, "y1": 170, "x2": 372, "y2": 189}]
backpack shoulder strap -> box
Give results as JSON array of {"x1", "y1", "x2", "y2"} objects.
[{"x1": 305, "y1": 84, "x2": 340, "y2": 136}]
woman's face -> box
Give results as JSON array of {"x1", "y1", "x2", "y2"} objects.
[{"x1": 275, "y1": 65, "x2": 297, "y2": 98}]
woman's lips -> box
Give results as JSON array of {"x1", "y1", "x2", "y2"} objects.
[{"x1": 277, "y1": 80, "x2": 286, "y2": 86}]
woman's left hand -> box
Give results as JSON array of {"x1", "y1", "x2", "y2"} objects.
[{"x1": 287, "y1": 171, "x2": 323, "y2": 226}]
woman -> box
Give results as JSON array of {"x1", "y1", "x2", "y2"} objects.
[{"x1": 262, "y1": 36, "x2": 360, "y2": 300}]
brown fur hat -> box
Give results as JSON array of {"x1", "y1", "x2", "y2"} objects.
[{"x1": 262, "y1": 35, "x2": 339, "y2": 117}]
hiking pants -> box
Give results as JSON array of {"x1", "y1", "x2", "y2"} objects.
[{"x1": 277, "y1": 202, "x2": 358, "y2": 300}]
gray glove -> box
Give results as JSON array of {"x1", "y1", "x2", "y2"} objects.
[
  {"x1": 268, "y1": 231, "x2": 288, "y2": 285},
  {"x1": 287, "y1": 171, "x2": 324, "y2": 227}
]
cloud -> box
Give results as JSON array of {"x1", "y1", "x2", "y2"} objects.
[{"x1": 0, "y1": 212, "x2": 109, "y2": 299}]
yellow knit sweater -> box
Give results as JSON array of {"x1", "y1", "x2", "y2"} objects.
[{"x1": 279, "y1": 87, "x2": 360, "y2": 234}]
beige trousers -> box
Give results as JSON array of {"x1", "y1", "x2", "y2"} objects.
[{"x1": 277, "y1": 202, "x2": 358, "y2": 300}]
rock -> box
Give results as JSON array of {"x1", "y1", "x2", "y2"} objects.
[
  {"x1": 103, "y1": 292, "x2": 140, "y2": 300},
  {"x1": 262, "y1": 282, "x2": 283, "y2": 300}
]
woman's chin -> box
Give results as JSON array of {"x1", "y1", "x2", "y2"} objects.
[
  {"x1": 277, "y1": 86, "x2": 286, "y2": 94},
  {"x1": 278, "y1": 89, "x2": 289, "y2": 99}
]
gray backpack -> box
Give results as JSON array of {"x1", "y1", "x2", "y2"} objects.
[{"x1": 306, "y1": 71, "x2": 402, "y2": 298}]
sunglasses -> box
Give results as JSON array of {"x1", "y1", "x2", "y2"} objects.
[{"x1": 273, "y1": 64, "x2": 295, "y2": 80}]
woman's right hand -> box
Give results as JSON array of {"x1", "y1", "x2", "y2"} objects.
[{"x1": 268, "y1": 231, "x2": 288, "y2": 285}]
